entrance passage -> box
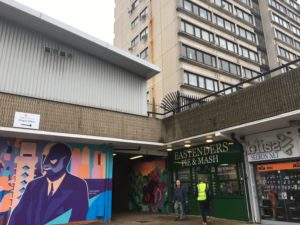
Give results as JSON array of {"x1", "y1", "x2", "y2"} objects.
[{"x1": 112, "y1": 154, "x2": 168, "y2": 214}]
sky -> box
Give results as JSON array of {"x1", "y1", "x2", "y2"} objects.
[{"x1": 14, "y1": 0, "x2": 115, "y2": 44}]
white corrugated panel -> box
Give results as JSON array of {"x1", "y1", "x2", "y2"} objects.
[{"x1": 0, "y1": 19, "x2": 147, "y2": 115}]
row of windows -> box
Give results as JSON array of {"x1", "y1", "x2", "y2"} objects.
[
  {"x1": 181, "y1": 0, "x2": 256, "y2": 43},
  {"x1": 180, "y1": 21, "x2": 259, "y2": 62},
  {"x1": 131, "y1": 7, "x2": 148, "y2": 29},
  {"x1": 184, "y1": 70, "x2": 259, "y2": 94},
  {"x1": 212, "y1": 0, "x2": 254, "y2": 24},
  {"x1": 275, "y1": 29, "x2": 293, "y2": 45},
  {"x1": 182, "y1": 45, "x2": 260, "y2": 78},
  {"x1": 283, "y1": 0, "x2": 299, "y2": 10},
  {"x1": 182, "y1": 45, "x2": 217, "y2": 67},
  {"x1": 272, "y1": 13, "x2": 300, "y2": 37},
  {"x1": 278, "y1": 46, "x2": 297, "y2": 60},
  {"x1": 239, "y1": 0, "x2": 253, "y2": 7},
  {"x1": 130, "y1": 26, "x2": 148, "y2": 48},
  {"x1": 272, "y1": 13, "x2": 289, "y2": 29},
  {"x1": 269, "y1": 0, "x2": 300, "y2": 24}
]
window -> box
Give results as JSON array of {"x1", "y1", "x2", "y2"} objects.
[
  {"x1": 295, "y1": 40, "x2": 300, "y2": 49},
  {"x1": 284, "y1": 0, "x2": 299, "y2": 10},
  {"x1": 184, "y1": 71, "x2": 219, "y2": 91},
  {"x1": 214, "y1": 15, "x2": 235, "y2": 33},
  {"x1": 239, "y1": 0, "x2": 252, "y2": 7},
  {"x1": 182, "y1": 45, "x2": 217, "y2": 67},
  {"x1": 291, "y1": 25, "x2": 300, "y2": 36},
  {"x1": 237, "y1": 26, "x2": 256, "y2": 43},
  {"x1": 235, "y1": 7, "x2": 253, "y2": 24},
  {"x1": 221, "y1": 82, "x2": 237, "y2": 95},
  {"x1": 182, "y1": 0, "x2": 212, "y2": 21},
  {"x1": 131, "y1": 35, "x2": 139, "y2": 47},
  {"x1": 216, "y1": 36, "x2": 238, "y2": 53},
  {"x1": 214, "y1": 0, "x2": 233, "y2": 12},
  {"x1": 180, "y1": 20, "x2": 214, "y2": 43},
  {"x1": 140, "y1": 27, "x2": 149, "y2": 40},
  {"x1": 278, "y1": 46, "x2": 297, "y2": 60},
  {"x1": 131, "y1": 17, "x2": 139, "y2": 29},
  {"x1": 243, "y1": 67, "x2": 263, "y2": 81},
  {"x1": 217, "y1": 164, "x2": 240, "y2": 196},
  {"x1": 140, "y1": 47, "x2": 149, "y2": 59},
  {"x1": 272, "y1": 13, "x2": 289, "y2": 29},
  {"x1": 182, "y1": 45, "x2": 216, "y2": 67},
  {"x1": 140, "y1": 7, "x2": 148, "y2": 20},
  {"x1": 219, "y1": 58, "x2": 241, "y2": 76},
  {"x1": 131, "y1": 0, "x2": 139, "y2": 11},
  {"x1": 240, "y1": 46, "x2": 259, "y2": 62},
  {"x1": 287, "y1": 10, "x2": 300, "y2": 24},
  {"x1": 275, "y1": 29, "x2": 293, "y2": 46},
  {"x1": 269, "y1": 0, "x2": 287, "y2": 14}
]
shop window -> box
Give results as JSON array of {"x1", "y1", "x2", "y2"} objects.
[
  {"x1": 255, "y1": 162, "x2": 300, "y2": 223},
  {"x1": 217, "y1": 164, "x2": 240, "y2": 196}
]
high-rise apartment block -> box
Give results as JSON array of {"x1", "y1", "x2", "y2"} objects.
[{"x1": 114, "y1": 0, "x2": 300, "y2": 112}]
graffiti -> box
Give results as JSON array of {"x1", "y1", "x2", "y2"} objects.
[
  {"x1": 0, "y1": 138, "x2": 112, "y2": 225},
  {"x1": 129, "y1": 160, "x2": 168, "y2": 213}
]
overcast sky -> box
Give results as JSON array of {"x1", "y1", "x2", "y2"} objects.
[{"x1": 14, "y1": 0, "x2": 115, "y2": 44}]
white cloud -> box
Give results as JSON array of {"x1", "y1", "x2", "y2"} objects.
[{"x1": 14, "y1": 0, "x2": 115, "y2": 44}]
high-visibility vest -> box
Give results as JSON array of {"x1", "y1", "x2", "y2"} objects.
[{"x1": 197, "y1": 182, "x2": 207, "y2": 201}]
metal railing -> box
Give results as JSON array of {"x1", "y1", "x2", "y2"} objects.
[{"x1": 147, "y1": 58, "x2": 300, "y2": 117}]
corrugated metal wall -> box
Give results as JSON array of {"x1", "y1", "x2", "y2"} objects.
[{"x1": 0, "y1": 19, "x2": 147, "y2": 115}]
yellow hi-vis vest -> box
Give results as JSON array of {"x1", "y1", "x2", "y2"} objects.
[{"x1": 197, "y1": 182, "x2": 207, "y2": 201}]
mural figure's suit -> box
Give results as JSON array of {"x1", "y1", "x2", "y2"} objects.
[{"x1": 8, "y1": 143, "x2": 89, "y2": 225}]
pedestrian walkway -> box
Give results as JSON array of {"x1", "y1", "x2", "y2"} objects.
[{"x1": 65, "y1": 212, "x2": 274, "y2": 225}]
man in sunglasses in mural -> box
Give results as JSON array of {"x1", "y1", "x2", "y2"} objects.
[{"x1": 8, "y1": 143, "x2": 89, "y2": 225}]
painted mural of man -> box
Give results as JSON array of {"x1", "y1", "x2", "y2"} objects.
[{"x1": 8, "y1": 143, "x2": 89, "y2": 225}]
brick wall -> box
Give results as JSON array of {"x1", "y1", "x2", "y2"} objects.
[
  {"x1": 162, "y1": 68, "x2": 300, "y2": 142},
  {"x1": 0, "y1": 93, "x2": 162, "y2": 142}
]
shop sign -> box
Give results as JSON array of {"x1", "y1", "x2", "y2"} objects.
[
  {"x1": 172, "y1": 141, "x2": 232, "y2": 167},
  {"x1": 257, "y1": 161, "x2": 300, "y2": 172},
  {"x1": 245, "y1": 127, "x2": 300, "y2": 162},
  {"x1": 13, "y1": 112, "x2": 40, "y2": 130}
]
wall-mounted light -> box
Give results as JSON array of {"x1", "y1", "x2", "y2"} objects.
[
  {"x1": 130, "y1": 155, "x2": 143, "y2": 160},
  {"x1": 206, "y1": 139, "x2": 213, "y2": 143},
  {"x1": 113, "y1": 153, "x2": 117, "y2": 156},
  {"x1": 184, "y1": 144, "x2": 191, "y2": 148},
  {"x1": 166, "y1": 148, "x2": 173, "y2": 152}
]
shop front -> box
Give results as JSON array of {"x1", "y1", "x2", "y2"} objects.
[
  {"x1": 245, "y1": 127, "x2": 300, "y2": 224},
  {"x1": 169, "y1": 141, "x2": 249, "y2": 221}
]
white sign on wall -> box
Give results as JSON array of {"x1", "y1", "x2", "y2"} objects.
[
  {"x1": 245, "y1": 127, "x2": 300, "y2": 162},
  {"x1": 13, "y1": 112, "x2": 40, "y2": 130}
]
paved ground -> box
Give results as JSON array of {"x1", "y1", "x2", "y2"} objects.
[{"x1": 66, "y1": 212, "x2": 270, "y2": 225}]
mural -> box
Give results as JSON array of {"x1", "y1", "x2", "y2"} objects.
[
  {"x1": 129, "y1": 160, "x2": 168, "y2": 213},
  {"x1": 0, "y1": 138, "x2": 113, "y2": 225}
]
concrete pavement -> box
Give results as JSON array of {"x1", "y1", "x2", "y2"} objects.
[{"x1": 66, "y1": 212, "x2": 273, "y2": 225}]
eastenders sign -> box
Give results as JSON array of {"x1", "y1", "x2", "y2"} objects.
[
  {"x1": 173, "y1": 142, "x2": 230, "y2": 167},
  {"x1": 245, "y1": 127, "x2": 300, "y2": 162}
]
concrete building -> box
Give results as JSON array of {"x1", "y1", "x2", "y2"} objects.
[
  {"x1": 114, "y1": 0, "x2": 300, "y2": 113},
  {"x1": 0, "y1": 0, "x2": 163, "y2": 224},
  {"x1": 260, "y1": 0, "x2": 300, "y2": 72}
]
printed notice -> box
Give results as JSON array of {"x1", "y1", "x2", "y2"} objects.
[{"x1": 13, "y1": 112, "x2": 40, "y2": 130}]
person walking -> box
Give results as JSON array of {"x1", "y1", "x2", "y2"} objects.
[
  {"x1": 197, "y1": 179, "x2": 210, "y2": 225},
  {"x1": 173, "y1": 179, "x2": 187, "y2": 221}
]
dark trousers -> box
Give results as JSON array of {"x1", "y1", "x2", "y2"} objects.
[{"x1": 199, "y1": 201, "x2": 209, "y2": 223}]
